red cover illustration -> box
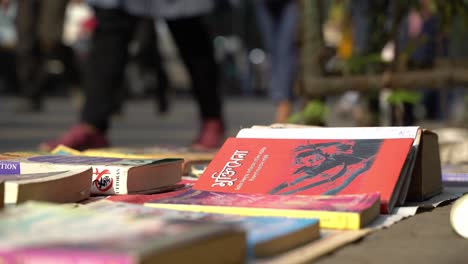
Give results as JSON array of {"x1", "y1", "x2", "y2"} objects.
[{"x1": 193, "y1": 137, "x2": 413, "y2": 213}]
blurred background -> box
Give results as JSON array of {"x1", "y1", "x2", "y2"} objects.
[
  {"x1": 1, "y1": 0, "x2": 468, "y2": 151},
  {"x1": 0, "y1": 0, "x2": 270, "y2": 102}
]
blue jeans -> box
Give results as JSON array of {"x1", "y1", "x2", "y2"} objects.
[
  {"x1": 255, "y1": 0, "x2": 298, "y2": 103},
  {"x1": 350, "y1": 0, "x2": 370, "y2": 55}
]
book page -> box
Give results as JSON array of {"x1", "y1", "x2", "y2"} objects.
[{"x1": 237, "y1": 126, "x2": 420, "y2": 139}]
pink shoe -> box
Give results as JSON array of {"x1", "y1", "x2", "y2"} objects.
[
  {"x1": 39, "y1": 123, "x2": 109, "y2": 151},
  {"x1": 191, "y1": 119, "x2": 225, "y2": 151}
]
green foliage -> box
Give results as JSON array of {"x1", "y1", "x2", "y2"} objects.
[
  {"x1": 387, "y1": 89, "x2": 421, "y2": 105},
  {"x1": 288, "y1": 100, "x2": 328, "y2": 126},
  {"x1": 433, "y1": 0, "x2": 468, "y2": 33},
  {"x1": 344, "y1": 53, "x2": 388, "y2": 75}
]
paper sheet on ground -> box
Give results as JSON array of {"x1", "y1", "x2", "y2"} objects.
[{"x1": 370, "y1": 186, "x2": 467, "y2": 229}]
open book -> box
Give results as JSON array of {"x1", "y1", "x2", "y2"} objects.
[{"x1": 193, "y1": 126, "x2": 442, "y2": 213}]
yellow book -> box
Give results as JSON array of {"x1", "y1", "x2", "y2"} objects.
[
  {"x1": 143, "y1": 189, "x2": 381, "y2": 230},
  {"x1": 0, "y1": 151, "x2": 49, "y2": 160}
]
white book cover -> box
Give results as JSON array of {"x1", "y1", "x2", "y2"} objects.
[{"x1": 236, "y1": 126, "x2": 420, "y2": 140}]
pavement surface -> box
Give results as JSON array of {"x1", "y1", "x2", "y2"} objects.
[
  {"x1": 314, "y1": 202, "x2": 468, "y2": 264},
  {"x1": 0, "y1": 94, "x2": 276, "y2": 152}
]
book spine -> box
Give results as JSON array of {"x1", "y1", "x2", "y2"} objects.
[
  {"x1": 144, "y1": 203, "x2": 361, "y2": 230},
  {"x1": 0, "y1": 249, "x2": 135, "y2": 264}
]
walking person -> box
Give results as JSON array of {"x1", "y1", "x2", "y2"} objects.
[
  {"x1": 254, "y1": 0, "x2": 299, "y2": 123},
  {"x1": 39, "y1": 0, "x2": 226, "y2": 151},
  {"x1": 1, "y1": 0, "x2": 69, "y2": 112}
]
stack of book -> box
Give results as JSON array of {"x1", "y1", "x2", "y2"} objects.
[{"x1": 0, "y1": 125, "x2": 445, "y2": 263}]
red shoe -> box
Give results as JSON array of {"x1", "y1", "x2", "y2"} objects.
[
  {"x1": 39, "y1": 123, "x2": 109, "y2": 151},
  {"x1": 191, "y1": 119, "x2": 225, "y2": 151}
]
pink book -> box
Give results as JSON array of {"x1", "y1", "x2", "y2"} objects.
[{"x1": 145, "y1": 188, "x2": 380, "y2": 230}]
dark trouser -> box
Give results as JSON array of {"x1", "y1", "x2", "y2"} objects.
[
  {"x1": 166, "y1": 17, "x2": 222, "y2": 121},
  {"x1": 81, "y1": 8, "x2": 136, "y2": 131},
  {"x1": 15, "y1": 0, "x2": 68, "y2": 100},
  {"x1": 133, "y1": 18, "x2": 170, "y2": 113},
  {"x1": 81, "y1": 8, "x2": 222, "y2": 132}
]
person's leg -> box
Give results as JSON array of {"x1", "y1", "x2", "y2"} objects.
[
  {"x1": 36, "y1": 0, "x2": 69, "y2": 100},
  {"x1": 270, "y1": 1, "x2": 298, "y2": 123},
  {"x1": 134, "y1": 18, "x2": 170, "y2": 114},
  {"x1": 38, "y1": 0, "x2": 68, "y2": 51},
  {"x1": 15, "y1": 0, "x2": 68, "y2": 112},
  {"x1": 254, "y1": 1, "x2": 275, "y2": 56},
  {"x1": 80, "y1": 7, "x2": 137, "y2": 132},
  {"x1": 39, "y1": 7, "x2": 137, "y2": 151},
  {"x1": 350, "y1": 0, "x2": 370, "y2": 55},
  {"x1": 166, "y1": 16, "x2": 224, "y2": 150},
  {"x1": 15, "y1": 0, "x2": 42, "y2": 111},
  {"x1": 39, "y1": 0, "x2": 75, "y2": 88}
]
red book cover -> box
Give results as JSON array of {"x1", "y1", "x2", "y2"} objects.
[{"x1": 193, "y1": 137, "x2": 413, "y2": 213}]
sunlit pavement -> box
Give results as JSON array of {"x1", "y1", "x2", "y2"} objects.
[{"x1": 0, "y1": 94, "x2": 276, "y2": 152}]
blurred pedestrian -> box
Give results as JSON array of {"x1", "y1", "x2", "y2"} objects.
[
  {"x1": 1, "y1": 0, "x2": 69, "y2": 112},
  {"x1": 405, "y1": 0, "x2": 439, "y2": 121},
  {"x1": 254, "y1": 0, "x2": 299, "y2": 123},
  {"x1": 39, "y1": 0, "x2": 226, "y2": 151},
  {"x1": 396, "y1": 0, "x2": 438, "y2": 125},
  {"x1": 131, "y1": 18, "x2": 170, "y2": 115}
]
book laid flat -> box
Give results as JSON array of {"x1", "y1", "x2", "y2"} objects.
[
  {"x1": 0, "y1": 168, "x2": 92, "y2": 204},
  {"x1": 0, "y1": 202, "x2": 247, "y2": 264},
  {"x1": 0, "y1": 155, "x2": 183, "y2": 195},
  {"x1": 84, "y1": 200, "x2": 320, "y2": 258},
  {"x1": 0, "y1": 151, "x2": 49, "y2": 160},
  {"x1": 51, "y1": 144, "x2": 215, "y2": 176},
  {"x1": 144, "y1": 188, "x2": 381, "y2": 230},
  {"x1": 236, "y1": 125, "x2": 443, "y2": 203},
  {"x1": 442, "y1": 164, "x2": 468, "y2": 185},
  {"x1": 193, "y1": 137, "x2": 411, "y2": 213}
]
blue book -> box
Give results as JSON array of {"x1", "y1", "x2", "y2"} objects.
[
  {"x1": 84, "y1": 200, "x2": 320, "y2": 258},
  {"x1": 442, "y1": 164, "x2": 468, "y2": 186}
]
